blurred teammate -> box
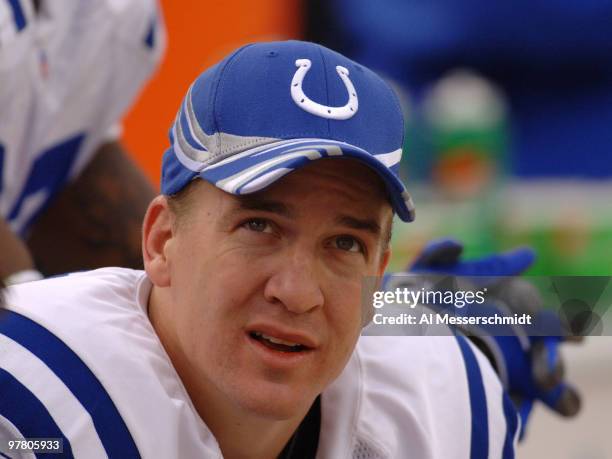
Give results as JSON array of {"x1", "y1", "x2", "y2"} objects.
[
  {"x1": 0, "y1": 0, "x2": 165, "y2": 283},
  {"x1": 0, "y1": 41, "x2": 517, "y2": 458}
]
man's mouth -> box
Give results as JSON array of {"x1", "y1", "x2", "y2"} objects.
[{"x1": 249, "y1": 331, "x2": 309, "y2": 353}]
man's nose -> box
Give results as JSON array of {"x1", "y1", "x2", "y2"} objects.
[{"x1": 263, "y1": 249, "x2": 324, "y2": 314}]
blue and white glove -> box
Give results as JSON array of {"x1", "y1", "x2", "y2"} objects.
[{"x1": 390, "y1": 238, "x2": 581, "y2": 438}]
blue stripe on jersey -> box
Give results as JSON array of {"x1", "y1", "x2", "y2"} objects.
[
  {"x1": 0, "y1": 368, "x2": 74, "y2": 458},
  {"x1": 144, "y1": 15, "x2": 156, "y2": 49},
  {"x1": 456, "y1": 335, "x2": 489, "y2": 459},
  {"x1": 502, "y1": 392, "x2": 518, "y2": 459},
  {"x1": 0, "y1": 310, "x2": 141, "y2": 458},
  {"x1": 7, "y1": 0, "x2": 26, "y2": 31},
  {"x1": 8, "y1": 133, "x2": 85, "y2": 236}
]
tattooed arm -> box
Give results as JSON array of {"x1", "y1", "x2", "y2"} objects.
[{"x1": 25, "y1": 141, "x2": 155, "y2": 276}]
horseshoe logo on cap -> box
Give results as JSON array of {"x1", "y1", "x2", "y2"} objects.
[{"x1": 291, "y1": 59, "x2": 358, "y2": 120}]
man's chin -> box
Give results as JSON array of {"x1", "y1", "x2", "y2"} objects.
[{"x1": 233, "y1": 382, "x2": 317, "y2": 421}]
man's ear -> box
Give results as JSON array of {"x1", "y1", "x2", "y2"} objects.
[{"x1": 142, "y1": 196, "x2": 175, "y2": 287}]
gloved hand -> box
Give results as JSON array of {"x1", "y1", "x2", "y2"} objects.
[{"x1": 389, "y1": 238, "x2": 581, "y2": 438}]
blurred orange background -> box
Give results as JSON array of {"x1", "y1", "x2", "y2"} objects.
[{"x1": 122, "y1": 0, "x2": 302, "y2": 186}]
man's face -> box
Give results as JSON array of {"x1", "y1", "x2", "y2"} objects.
[{"x1": 159, "y1": 159, "x2": 392, "y2": 419}]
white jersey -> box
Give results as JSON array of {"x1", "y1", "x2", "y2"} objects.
[
  {"x1": 0, "y1": 0, "x2": 165, "y2": 235},
  {"x1": 0, "y1": 268, "x2": 519, "y2": 458}
]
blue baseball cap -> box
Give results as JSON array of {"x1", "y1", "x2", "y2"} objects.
[{"x1": 161, "y1": 40, "x2": 415, "y2": 221}]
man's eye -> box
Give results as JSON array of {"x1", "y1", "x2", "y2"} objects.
[
  {"x1": 243, "y1": 218, "x2": 271, "y2": 233},
  {"x1": 334, "y1": 235, "x2": 364, "y2": 253}
]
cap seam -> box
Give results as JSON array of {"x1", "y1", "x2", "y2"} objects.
[
  {"x1": 209, "y1": 132, "x2": 356, "y2": 147},
  {"x1": 212, "y1": 43, "x2": 256, "y2": 154},
  {"x1": 210, "y1": 133, "x2": 374, "y2": 162},
  {"x1": 207, "y1": 138, "x2": 367, "y2": 169},
  {"x1": 209, "y1": 137, "x2": 272, "y2": 160},
  {"x1": 240, "y1": 132, "x2": 347, "y2": 143}
]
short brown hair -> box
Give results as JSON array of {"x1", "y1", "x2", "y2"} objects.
[{"x1": 166, "y1": 180, "x2": 203, "y2": 229}]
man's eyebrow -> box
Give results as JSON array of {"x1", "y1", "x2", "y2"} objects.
[
  {"x1": 231, "y1": 199, "x2": 383, "y2": 236},
  {"x1": 235, "y1": 197, "x2": 296, "y2": 218},
  {"x1": 335, "y1": 215, "x2": 381, "y2": 236}
]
